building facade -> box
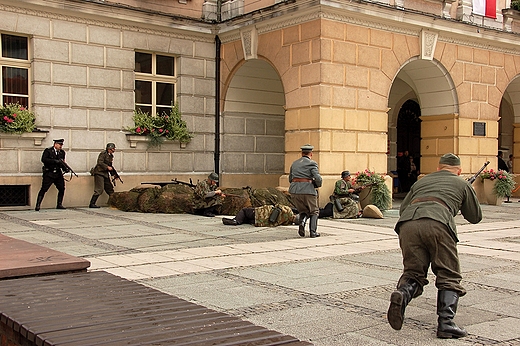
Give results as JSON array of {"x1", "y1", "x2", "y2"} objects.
[{"x1": 1, "y1": 0, "x2": 519, "y2": 208}]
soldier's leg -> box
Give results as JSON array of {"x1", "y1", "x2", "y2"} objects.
[
  {"x1": 90, "y1": 175, "x2": 105, "y2": 208},
  {"x1": 55, "y1": 176, "x2": 66, "y2": 209},
  {"x1": 388, "y1": 219, "x2": 429, "y2": 330},
  {"x1": 35, "y1": 175, "x2": 53, "y2": 211},
  {"x1": 427, "y1": 221, "x2": 467, "y2": 338}
]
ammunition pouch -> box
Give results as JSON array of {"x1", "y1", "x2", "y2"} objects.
[{"x1": 269, "y1": 206, "x2": 281, "y2": 223}]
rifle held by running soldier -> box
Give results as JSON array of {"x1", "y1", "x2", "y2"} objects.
[{"x1": 467, "y1": 161, "x2": 490, "y2": 184}]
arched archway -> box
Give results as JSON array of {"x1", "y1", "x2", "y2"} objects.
[
  {"x1": 221, "y1": 59, "x2": 285, "y2": 187},
  {"x1": 499, "y1": 75, "x2": 520, "y2": 173},
  {"x1": 388, "y1": 58, "x2": 458, "y2": 176}
]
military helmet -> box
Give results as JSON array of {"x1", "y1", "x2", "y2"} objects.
[
  {"x1": 341, "y1": 170, "x2": 350, "y2": 178},
  {"x1": 106, "y1": 143, "x2": 116, "y2": 150},
  {"x1": 208, "y1": 172, "x2": 219, "y2": 182}
]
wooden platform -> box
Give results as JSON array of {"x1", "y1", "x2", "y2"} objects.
[
  {"x1": 0, "y1": 234, "x2": 90, "y2": 279},
  {"x1": 0, "y1": 271, "x2": 311, "y2": 346}
]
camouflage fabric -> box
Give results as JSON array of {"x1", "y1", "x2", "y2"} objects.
[
  {"x1": 254, "y1": 205, "x2": 294, "y2": 227},
  {"x1": 193, "y1": 179, "x2": 222, "y2": 209},
  {"x1": 332, "y1": 197, "x2": 359, "y2": 219}
]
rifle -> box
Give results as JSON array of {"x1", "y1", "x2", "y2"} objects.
[
  {"x1": 353, "y1": 182, "x2": 378, "y2": 193},
  {"x1": 58, "y1": 159, "x2": 78, "y2": 178},
  {"x1": 170, "y1": 178, "x2": 196, "y2": 188},
  {"x1": 467, "y1": 161, "x2": 490, "y2": 184},
  {"x1": 109, "y1": 165, "x2": 123, "y2": 186}
]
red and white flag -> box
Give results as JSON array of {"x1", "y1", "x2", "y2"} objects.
[{"x1": 473, "y1": 0, "x2": 496, "y2": 18}]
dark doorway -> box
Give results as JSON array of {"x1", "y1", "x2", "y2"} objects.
[{"x1": 396, "y1": 99, "x2": 421, "y2": 192}]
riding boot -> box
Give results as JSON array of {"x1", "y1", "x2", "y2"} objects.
[
  {"x1": 56, "y1": 191, "x2": 66, "y2": 209},
  {"x1": 436, "y1": 290, "x2": 468, "y2": 339},
  {"x1": 387, "y1": 279, "x2": 419, "y2": 330},
  {"x1": 309, "y1": 215, "x2": 320, "y2": 238},
  {"x1": 89, "y1": 195, "x2": 100, "y2": 208},
  {"x1": 35, "y1": 195, "x2": 44, "y2": 211},
  {"x1": 298, "y1": 213, "x2": 307, "y2": 237}
]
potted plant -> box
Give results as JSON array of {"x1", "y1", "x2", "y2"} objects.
[
  {"x1": 126, "y1": 103, "x2": 194, "y2": 148},
  {"x1": 0, "y1": 103, "x2": 36, "y2": 134},
  {"x1": 353, "y1": 169, "x2": 392, "y2": 211},
  {"x1": 480, "y1": 169, "x2": 516, "y2": 205}
]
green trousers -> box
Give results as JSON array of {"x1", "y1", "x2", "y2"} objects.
[{"x1": 397, "y1": 218, "x2": 465, "y2": 297}]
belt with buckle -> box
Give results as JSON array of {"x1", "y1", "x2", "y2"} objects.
[{"x1": 292, "y1": 178, "x2": 312, "y2": 183}]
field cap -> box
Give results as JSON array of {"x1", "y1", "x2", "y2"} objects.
[
  {"x1": 439, "y1": 153, "x2": 461, "y2": 166},
  {"x1": 300, "y1": 144, "x2": 314, "y2": 151},
  {"x1": 208, "y1": 172, "x2": 219, "y2": 181},
  {"x1": 53, "y1": 139, "x2": 64, "y2": 144},
  {"x1": 341, "y1": 171, "x2": 350, "y2": 178}
]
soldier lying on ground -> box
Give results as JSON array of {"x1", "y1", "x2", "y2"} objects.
[{"x1": 222, "y1": 204, "x2": 296, "y2": 227}]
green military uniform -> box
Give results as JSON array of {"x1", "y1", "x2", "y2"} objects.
[
  {"x1": 388, "y1": 153, "x2": 482, "y2": 339},
  {"x1": 332, "y1": 178, "x2": 359, "y2": 219},
  {"x1": 289, "y1": 144, "x2": 322, "y2": 238},
  {"x1": 254, "y1": 205, "x2": 294, "y2": 227},
  {"x1": 90, "y1": 143, "x2": 116, "y2": 208},
  {"x1": 193, "y1": 175, "x2": 222, "y2": 214}
]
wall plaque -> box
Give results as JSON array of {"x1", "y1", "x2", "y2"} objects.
[{"x1": 473, "y1": 122, "x2": 486, "y2": 136}]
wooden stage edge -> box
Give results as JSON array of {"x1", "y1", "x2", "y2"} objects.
[{"x1": 0, "y1": 234, "x2": 90, "y2": 279}]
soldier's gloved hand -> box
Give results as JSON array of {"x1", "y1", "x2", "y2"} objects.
[{"x1": 53, "y1": 159, "x2": 61, "y2": 164}]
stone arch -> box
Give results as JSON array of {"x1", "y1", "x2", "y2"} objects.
[
  {"x1": 499, "y1": 74, "x2": 520, "y2": 173},
  {"x1": 388, "y1": 57, "x2": 458, "y2": 174},
  {"x1": 220, "y1": 57, "x2": 286, "y2": 187}
]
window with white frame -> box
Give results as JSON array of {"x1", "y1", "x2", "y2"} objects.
[
  {"x1": 134, "y1": 52, "x2": 176, "y2": 116},
  {"x1": 1, "y1": 34, "x2": 29, "y2": 107}
]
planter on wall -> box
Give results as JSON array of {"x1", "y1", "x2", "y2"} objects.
[
  {"x1": 125, "y1": 134, "x2": 187, "y2": 149},
  {"x1": 0, "y1": 131, "x2": 48, "y2": 146}
]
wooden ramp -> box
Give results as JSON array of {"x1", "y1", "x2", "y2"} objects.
[
  {"x1": 0, "y1": 271, "x2": 312, "y2": 346},
  {"x1": 0, "y1": 234, "x2": 90, "y2": 279}
]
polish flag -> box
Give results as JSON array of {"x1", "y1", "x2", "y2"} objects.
[{"x1": 473, "y1": 0, "x2": 496, "y2": 18}]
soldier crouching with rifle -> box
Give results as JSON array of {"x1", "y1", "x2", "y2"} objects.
[
  {"x1": 193, "y1": 173, "x2": 225, "y2": 217},
  {"x1": 89, "y1": 143, "x2": 118, "y2": 208},
  {"x1": 35, "y1": 138, "x2": 68, "y2": 211},
  {"x1": 387, "y1": 153, "x2": 482, "y2": 338}
]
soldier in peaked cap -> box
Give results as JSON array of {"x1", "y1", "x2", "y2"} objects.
[
  {"x1": 89, "y1": 143, "x2": 117, "y2": 208},
  {"x1": 35, "y1": 139, "x2": 68, "y2": 211},
  {"x1": 289, "y1": 144, "x2": 322, "y2": 238},
  {"x1": 193, "y1": 172, "x2": 225, "y2": 217},
  {"x1": 387, "y1": 153, "x2": 482, "y2": 339}
]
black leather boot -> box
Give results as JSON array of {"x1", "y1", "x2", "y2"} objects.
[
  {"x1": 56, "y1": 192, "x2": 66, "y2": 209},
  {"x1": 387, "y1": 279, "x2": 419, "y2": 330},
  {"x1": 35, "y1": 195, "x2": 44, "y2": 211},
  {"x1": 298, "y1": 213, "x2": 307, "y2": 237},
  {"x1": 309, "y1": 215, "x2": 320, "y2": 238},
  {"x1": 89, "y1": 195, "x2": 100, "y2": 208},
  {"x1": 222, "y1": 218, "x2": 237, "y2": 225},
  {"x1": 437, "y1": 290, "x2": 468, "y2": 339}
]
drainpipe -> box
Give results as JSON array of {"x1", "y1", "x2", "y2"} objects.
[{"x1": 214, "y1": 35, "x2": 221, "y2": 177}]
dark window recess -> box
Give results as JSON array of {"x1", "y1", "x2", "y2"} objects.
[{"x1": 0, "y1": 185, "x2": 29, "y2": 207}]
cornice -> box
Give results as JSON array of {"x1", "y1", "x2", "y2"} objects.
[
  {"x1": 0, "y1": 1, "x2": 215, "y2": 43},
  {"x1": 220, "y1": 2, "x2": 519, "y2": 54}
]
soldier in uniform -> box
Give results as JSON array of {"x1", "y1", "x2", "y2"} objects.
[
  {"x1": 222, "y1": 204, "x2": 295, "y2": 227},
  {"x1": 89, "y1": 143, "x2": 117, "y2": 208},
  {"x1": 193, "y1": 172, "x2": 225, "y2": 217},
  {"x1": 35, "y1": 138, "x2": 68, "y2": 211},
  {"x1": 387, "y1": 153, "x2": 482, "y2": 339},
  {"x1": 289, "y1": 144, "x2": 322, "y2": 238},
  {"x1": 331, "y1": 170, "x2": 364, "y2": 218}
]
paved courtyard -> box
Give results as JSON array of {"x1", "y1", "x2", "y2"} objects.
[{"x1": 1, "y1": 198, "x2": 520, "y2": 345}]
